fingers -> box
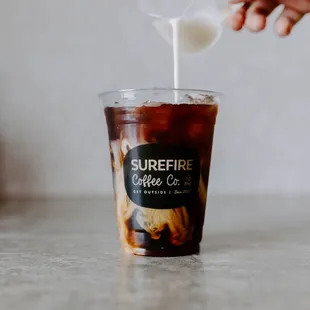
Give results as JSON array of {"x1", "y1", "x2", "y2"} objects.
[
  {"x1": 244, "y1": 1, "x2": 278, "y2": 32},
  {"x1": 275, "y1": 7, "x2": 304, "y2": 37},
  {"x1": 226, "y1": 3, "x2": 248, "y2": 31},
  {"x1": 228, "y1": 1, "x2": 277, "y2": 32},
  {"x1": 228, "y1": 1, "x2": 304, "y2": 36}
]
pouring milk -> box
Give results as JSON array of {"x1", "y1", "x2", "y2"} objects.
[
  {"x1": 140, "y1": 0, "x2": 229, "y2": 90},
  {"x1": 155, "y1": 13, "x2": 223, "y2": 88}
]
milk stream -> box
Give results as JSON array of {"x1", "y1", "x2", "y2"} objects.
[
  {"x1": 154, "y1": 13, "x2": 222, "y2": 99},
  {"x1": 171, "y1": 19, "x2": 180, "y2": 90}
]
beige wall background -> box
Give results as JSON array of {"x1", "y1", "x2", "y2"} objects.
[{"x1": 0, "y1": 0, "x2": 310, "y2": 199}]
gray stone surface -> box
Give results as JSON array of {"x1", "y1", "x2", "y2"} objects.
[{"x1": 0, "y1": 197, "x2": 310, "y2": 310}]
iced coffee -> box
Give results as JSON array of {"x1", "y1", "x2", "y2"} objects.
[{"x1": 102, "y1": 89, "x2": 219, "y2": 256}]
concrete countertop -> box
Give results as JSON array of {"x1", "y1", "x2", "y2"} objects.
[{"x1": 0, "y1": 197, "x2": 309, "y2": 310}]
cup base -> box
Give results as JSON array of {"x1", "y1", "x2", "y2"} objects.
[{"x1": 128, "y1": 243, "x2": 200, "y2": 257}]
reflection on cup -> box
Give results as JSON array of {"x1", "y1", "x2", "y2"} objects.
[{"x1": 101, "y1": 88, "x2": 219, "y2": 257}]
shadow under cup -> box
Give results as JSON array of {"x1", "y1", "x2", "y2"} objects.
[{"x1": 100, "y1": 88, "x2": 219, "y2": 257}]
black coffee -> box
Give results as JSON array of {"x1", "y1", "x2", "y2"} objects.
[{"x1": 105, "y1": 101, "x2": 218, "y2": 256}]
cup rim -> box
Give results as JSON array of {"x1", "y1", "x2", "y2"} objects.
[{"x1": 98, "y1": 87, "x2": 223, "y2": 99}]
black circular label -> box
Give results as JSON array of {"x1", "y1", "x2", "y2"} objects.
[{"x1": 123, "y1": 144, "x2": 201, "y2": 209}]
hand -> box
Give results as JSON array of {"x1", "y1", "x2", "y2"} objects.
[{"x1": 227, "y1": 0, "x2": 310, "y2": 36}]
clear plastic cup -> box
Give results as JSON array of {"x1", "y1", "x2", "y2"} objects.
[{"x1": 100, "y1": 88, "x2": 220, "y2": 256}]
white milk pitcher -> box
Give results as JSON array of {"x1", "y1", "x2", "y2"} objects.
[{"x1": 139, "y1": 0, "x2": 232, "y2": 54}]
